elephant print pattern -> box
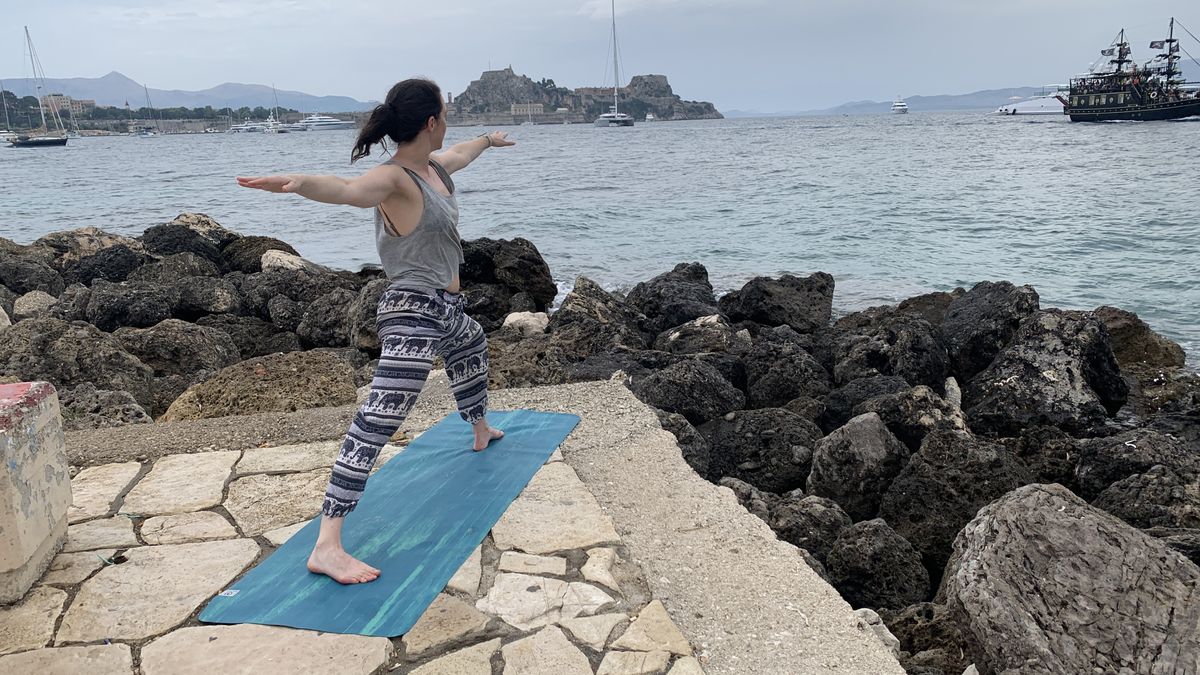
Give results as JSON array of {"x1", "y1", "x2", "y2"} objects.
[{"x1": 321, "y1": 286, "x2": 489, "y2": 518}]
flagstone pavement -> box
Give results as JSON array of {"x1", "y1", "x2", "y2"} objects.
[{"x1": 0, "y1": 373, "x2": 904, "y2": 675}]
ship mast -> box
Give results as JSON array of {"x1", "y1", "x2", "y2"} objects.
[
  {"x1": 611, "y1": 0, "x2": 619, "y2": 115},
  {"x1": 1165, "y1": 17, "x2": 1180, "y2": 86}
]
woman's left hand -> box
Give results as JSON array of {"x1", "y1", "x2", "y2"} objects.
[{"x1": 486, "y1": 131, "x2": 515, "y2": 148}]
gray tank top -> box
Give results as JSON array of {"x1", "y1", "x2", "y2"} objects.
[{"x1": 374, "y1": 159, "x2": 463, "y2": 289}]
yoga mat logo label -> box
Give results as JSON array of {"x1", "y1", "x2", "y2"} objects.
[{"x1": 218, "y1": 589, "x2": 240, "y2": 597}]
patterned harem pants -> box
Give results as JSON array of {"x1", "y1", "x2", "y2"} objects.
[{"x1": 321, "y1": 285, "x2": 489, "y2": 517}]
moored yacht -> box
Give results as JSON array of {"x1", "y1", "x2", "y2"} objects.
[
  {"x1": 593, "y1": 0, "x2": 635, "y2": 128},
  {"x1": 891, "y1": 96, "x2": 909, "y2": 114},
  {"x1": 299, "y1": 114, "x2": 356, "y2": 130},
  {"x1": 594, "y1": 107, "x2": 635, "y2": 127}
]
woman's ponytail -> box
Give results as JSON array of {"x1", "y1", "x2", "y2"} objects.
[{"x1": 350, "y1": 79, "x2": 442, "y2": 163}]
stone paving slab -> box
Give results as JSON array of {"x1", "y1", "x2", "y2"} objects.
[
  {"x1": 447, "y1": 544, "x2": 482, "y2": 595},
  {"x1": 502, "y1": 626, "x2": 592, "y2": 675},
  {"x1": 597, "y1": 650, "x2": 672, "y2": 675},
  {"x1": 237, "y1": 441, "x2": 404, "y2": 476},
  {"x1": 140, "y1": 624, "x2": 392, "y2": 675},
  {"x1": 0, "y1": 644, "x2": 133, "y2": 674},
  {"x1": 583, "y1": 547, "x2": 621, "y2": 593},
  {"x1": 498, "y1": 551, "x2": 568, "y2": 576},
  {"x1": 121, "y1": 451, "x2": 239, "y2": 516},
  {"x1": 612, "y1": 600, "x2": 692, "y2": 655},
  {"x1": 0, "y1": 586, "x2": 66, "y2": 655},
  {"x1": 263, "y1": 521, "x2": 307, "y2": 547},
  {"x1": 477, "y1": 572, "x2": 615, "y2": 631},
  {"x1": 62, "y1": 516, "x2": 139, "y2": 552},
  {"x1": 141, "y1": 511, "x2": 237, "y2": 545},
  {"x1": 41, "y1": 549, "x2": 117, "y2": 586},
  {"x1": 68, "y1": 462, "x2": 141, "y2": 524},
  {"x1": 410, "y1": 637, "x2": 500, "y2": 675},
  {"x1": 223, "y1": 470, "x2": 326, "y2": 536},
  {"x1": 56, "y1": 538, "x2": 259, "y2": 643},
  {"x1": 402, "y1": 593, "x2": 491, "y2": 658},
  {"x1": 560, "y1": 613, "x2": 628, "y2": 650},
  {"x1": 491, "y1": 462, "x2": 621, "y2": 555}
]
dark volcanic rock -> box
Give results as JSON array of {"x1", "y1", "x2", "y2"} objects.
[
  {"x1": 297, "y1": 288, "x2": 357, "y2": 348},
  {"x1": 941, "y1": 281, "x2": 1040, "y2": 381},
  {"x1": 718, "y1": 477, "x2": 779, "y2": 522},
  {"x1": 128, "y1": 253, "x2": 222, "y2": 285},
  {"x1": 826, "y1": 519, "x2": 930, "y2": 610},
  {"x1": 782, "y1": 396, "x2": 825, "y2": 424},
  {"x1": 1000, "y1": 425, "x2": 1082, "y2": 492},
  {"x1": 460, "y1": 237, "x2": 557, "y2": 330},
  {"x1": 166, "y1": 213, "x2": 241, "y2": 249},
  {"x1": 743, "y1": 339, "x2": 831, "y2": 409},
  {"x1": 626, "y1": 262, "x2": 721, "y2": 335},
  {"x1": 832, "y1": 307, "x2": 949, "y2": 389},
  {"x1": 879, "y1": 430, "x2": 1031, "y2": 578},
  {"x1": 877, "y1": 603, "x2": 969, "y2": 675},
  {"x1": 267, "y1": 295, "x2": 306, "y2": 332},
  {"x1": 655, "y1": 409, "x2": 712, "y2": 479},
  {"x1": 963, "y1": 310, "x2": 1129, "y2": 436},
  {"x1": 819, "y1": 376, "x2": 911, "y2": 434},
  {"x1": 31, "y1": 227, "x2": 141, "y2": 271},
  {"x1": 236, "y1": 266, "x2": 357, "y2": 320},
  {"x1": 1093, "y1": 465, "x2": 1200, "y2": 530},
  {"x1": 852, "y1": 386, "x2": 969, "y2": 452},
  {"x1": 58, "y1": 382, "x2": 153, "y2": 431},
  {"x1": 348, "y1": 278, "x2": 389, "y2": 352},
  {"x1": 220, "y1": 236, "x2": 300, "y2": 274},
  {"x1": 807, "y1": 412, "x2": 911, "y2": 522},
  {"x1": 1094, "y1": 305, "x2": 1187, "y2": 370},
  {"x1": 113, "y1": 319, "x2": 241, "y2": 378},
  {"x1": 62, "y1": 244, "x2": 150, "y2": 286},
  {"x1": 174, "y1": 276, "x2": 242, "y2": 319},
  {"x1": 84, "y1": 280, "x2": 181, "y2": 332},
  {"x1": 486, "y1": 331, "x2": 571, "y2": 389},
  {"x1": 195, "y1": 314, "x2": 302, "y2": 358},
  {"x1": 767, "y1": 494, "x2": 852, "y2": 565},
  {"x1": 1145, "y1": 527, "x2": 1200, "y2": 566},
  {"x1": 896, "y1": 290, "x2": 963, "y2": 327},
  {"x1": 546, "y1": 276, "x2": 649, "y2": 358},
  {"x1": 45, "y1": 284, "x2": 91, "y2": 322},
  {"x1": 942, "y1": 483, "x2": 1200, "y2": 675},
  {"x1": 1074, "y1": 428, "x2": 1194, "y2": 500},
  {"x1": 652, "y1": 315, "x2": 749, "y2": 355},
  {"x1": 717, "y1": 272, "x2": 834, "y2": 334},
  {"x1": 0, "y1": 254, "x2": 65, "y2": 296},
  {"x1": 0, "y1": 318, "x2": 155, "y2": 408},
  {"x1": 139, "y1": 221, "x2": 225, "y2": 268},
  {"x1": 698, "y1": 408, "x2": 822, "y2": 493},
  {"x1": 630, "y1": 359, "x2": 744, "y2": 426}
]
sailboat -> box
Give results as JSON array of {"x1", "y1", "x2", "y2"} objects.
[
  {"x1": 1, "y1": 80, "x2": 15, "y2": 142},
  {"x1": 137, "y1": 85, "x2": 159, "y2": 136},
  {"x1": 9, "y1": 27, "x2": 68, "y2": 148},
  {"x1": 594, "y1": 0, "x2": 634, "y2": 127}
]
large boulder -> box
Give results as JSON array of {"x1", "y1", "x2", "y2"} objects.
[
  {"x1": 33, "y1": 227, "x2": 143, "y2": 270},
  {"x1": 942, "y1": 483, "x2": 1200, "y2": 674},
  {"x1": 1000, "y1": 425, "x2": 1082, "y2": 492},
  {"x1": 174, "y1": 276, "x2": 242, "y2": 319},
  {"x1": 194, "y1": 314, "x2": 302, "y2": 358},
  {"x1": 13, "y1": 290, "x2": 57, "y2": 322},
  {"x1": 348, "y1": 278, "x2": 389, "y2": 352},
  {"x1": 1092, "y1": 465, "x2": 1200, "y2": 530},
  {"x1": 963, "y1": 310, "x2": 1129, "y2": 436},
  {"x1": 297, "y1": 288, "x2": 357, "y2": 348},
  {"x1": 718, "y1": 477, "x2": 780, "y2": 523},
  {"x1": 1093, "y1": 305, "x2": 1187, "y2": 370},
  {"x1": 698, "y1": 408, "x2": 823, "y2": 493},
  {"x1": 876, "y1": 603, "x2": 970, "y2": 675},
  {"x1": 879, "y1": 430, "x2": 1031, "y2": 578},
  {"x1": 832, "y1": 307, "x2": 949, "y2": 389},
  {"x1": 941, "y1": 281, "x2": 1040, "y2": 381},
  {"x1": 165, "y1": 213, "x2": 241, "y2": 249},
  {"x1": 807, "y1": 412, "x2": 911, "y2": 522},
  {"x1": 896, "y1": 290, "x2": 963, "y2": 327},
  {"x1": 718, "y1": 272, "x2": 834, "y2": 334},
  {"x1": 852, "y1": 385, "x2": 969, "y2": 452},
  {"x1": 220, "y1": 236, "x2": 300, "y2": 274},
  {"x1": 58, "y1": 382, "x2": 153, "y2": 431},
  {"x1": 61, "y1": 244, "x2": 150, "y2": 286},
  {"x1": 84, "y1": 280, "x2": 181, "y2": 332},
  {"x1": 743, "y1": 339, "x2": 831, "y2": 409},
  {"x1": 235, "y1": 266, "x2": 358, "y2": 320},
  {"x1": 767, "y1": 494, "x2": 852, "y2": 565},
  {"x1": 819, "y1": 376, "x2": 911, "y2": 434},
  {"x1": 630, "y1": 359, "x2": 744, "y2": 426},
  {"x1": 826, "y1": 519, "x2": 930, "y2": 610},
  {"x1": 546, "y1": 276, "x2": 649, "y2": 357},
  {"x1": 626, "y1": 262, "x2": 721, "y2": 335},
  {"x1": 486, "y1": 331, "x2": 572, "y2": 389},
  {"x1": 0, "y1": 318, "x2": 154, "y2": 408},
  {"x1": 655, "y1": 409, "x2": 712, "y2": 479},
  {"x1": 45, "y1": 284, "x2": 91, "y2": 322},
  {"x1": 161, "y1": 351, "x2": 358, "y2": 421},
  {"x1": 1074, "y1": 428, "x2": 1194, "y2": 500},
  {"x1": 460, "y1": 237, "x2": 557, "y2": 330},
  {"x1": 0, "y1": 254, "x2": 64, "y2": 296},
  {"x1": 139, "y1": 221, "x2": 226, "y2": 268},
  {"x1": 652, "y1": 315, "x2": 749, "y2": 355},
  {"x1": 128, "y1": 253, "x2": 222, "y2": 285},
  {"x1": 113, "y1": 319, "x2": 242, "y2": 378}
]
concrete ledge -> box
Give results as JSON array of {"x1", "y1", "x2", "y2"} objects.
[{"x1": 1, "y1": 382, "x2": 71, "y2": 604}]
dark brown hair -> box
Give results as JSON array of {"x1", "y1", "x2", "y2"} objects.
[{"x1": 351, "y1": 78, "x2": 443, "y2": 163}]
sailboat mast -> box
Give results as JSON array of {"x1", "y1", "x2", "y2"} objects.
[
  {"x1": 1, "y1": 80, "x2": 11, "y2": 131},
  {"x1": 1166, "y1": 17, "x2": 1178, "y2": 84},
  {"x1": 25, "y1": 27, "x2": 49, "y2": 131},
  {"x1": 611, "y1": 0, "x2": 619, "y2": 114}
]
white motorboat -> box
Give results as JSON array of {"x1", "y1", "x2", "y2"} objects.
[
  {"x1": 994, "y1": 86, "x2": 1068, "y2": 116},
  {"x1": 227, "y1": 121, "x2": 267, "y2": 133},
  {"x1": 644, "y1": 112, "x2": 657, "y2": 121},
  {"x1": 891, "y1": 96, "x2": 909, "y2": 114},
  {"x1": 298, "y1": 114, "x2": 355, "y2": 130}
]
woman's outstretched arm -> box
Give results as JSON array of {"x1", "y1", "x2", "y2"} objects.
[
  {"x1": 434, "y1": 131, "x2": 515, "y2": 174},
  {"x1": 236, "y1": 163, "x2": 403, "y2": 208}
]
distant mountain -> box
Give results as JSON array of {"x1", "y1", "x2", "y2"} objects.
[{"x1": 0, "y1": 71, "x2": 376, "y2": 112}]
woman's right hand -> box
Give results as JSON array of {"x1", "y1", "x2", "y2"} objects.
[{"x1": 236, "y1": 175, "x2": 305, "y2": 193}]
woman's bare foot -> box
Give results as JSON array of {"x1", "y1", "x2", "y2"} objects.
[
  {"x1": 473, "y1": 425, "x2": 504, "y2": 452},
  {"x1": 307, "y1": 545, "x2": 381, "y2": 584}
]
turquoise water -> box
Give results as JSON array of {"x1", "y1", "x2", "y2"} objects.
[{"x1": 2, "y1": 113, "x2": 1197, "y2": 363}]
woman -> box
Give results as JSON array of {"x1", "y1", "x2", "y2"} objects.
[{"x1": 238, "y1": 78, "x2": 514, "y2": 584}]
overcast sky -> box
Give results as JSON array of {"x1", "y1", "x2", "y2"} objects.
[{"x1": 5, "y1": 1, "x2": 1194, "y2": 111}]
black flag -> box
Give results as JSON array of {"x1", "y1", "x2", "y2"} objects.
[
  {"x1": 1100, "y1": 48, "x2": 1116, "y2": 56},
  {"x1": 1149, "y1": 40, "x2": 1165, "y2": 49}
]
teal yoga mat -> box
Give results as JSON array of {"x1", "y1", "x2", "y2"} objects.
[{"x1": 199, "y1": 409, "x2": 580, "y2": 637}]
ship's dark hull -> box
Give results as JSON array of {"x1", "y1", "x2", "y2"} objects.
[
  {"x1": 8, "y1": 136, "x2": 68, "y2": 147},
  {"x1": 1068, "y1": 97, "x2": 1200, "y2": 122}
]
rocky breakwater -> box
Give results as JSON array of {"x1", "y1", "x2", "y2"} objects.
[{"x1": 4, "y1": 216, "x2": 1199, "y2": 673}]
